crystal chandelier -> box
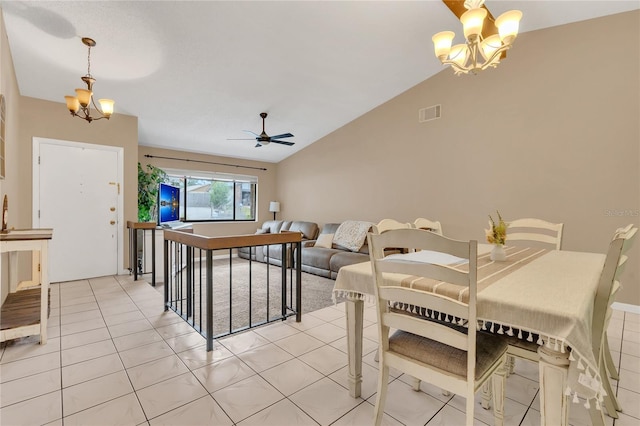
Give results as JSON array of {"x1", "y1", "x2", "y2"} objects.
[
  {"x1": 64, "y1": 37, "x2": 115, "y2": 122},
  {"x1": 432, "y1": 0, "x2": 522, "y2": 75}
]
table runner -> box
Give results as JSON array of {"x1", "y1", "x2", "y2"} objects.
[{"x1": 332, "y1": 244, "x2": 607, "y2": 408}]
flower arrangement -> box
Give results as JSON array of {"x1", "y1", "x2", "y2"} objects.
[{"x1": 486, "y1": 211, "x2": 508, "y2": 245}]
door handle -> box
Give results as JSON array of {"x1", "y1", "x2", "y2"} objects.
[{"x1": 110, "y1": 220, "x2": 116, "y2": 225}]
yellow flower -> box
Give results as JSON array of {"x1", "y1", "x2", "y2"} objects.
[{"x1": 487, "y1": 210, "x2": 508, "y2": 245}]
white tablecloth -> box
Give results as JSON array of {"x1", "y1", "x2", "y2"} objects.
[{"x1": 333, "y1": 245, "x2": 606, "y2": 405}]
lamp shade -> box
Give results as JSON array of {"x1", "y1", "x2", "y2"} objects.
[
  {"x1": 75, "y1": 88, "x2": 92, "y2": 108},
  {"x1": 460, "y1": 7, "x2": 487, "y2": 40},
  {"x1": 432, "y1": 31, "x2": 455, "y2": 61},
  {"x1": 98, "y1": 99, "x2": 115, "y2": 117},
  {"x1": 65, "y1": 96, "x2": 80, "y2": 113},
  {"x1": 269, "y1": 201, "x2": 280, "y2": 213},
  {"x1": 449, "y1": 44, "x2": 468, "y2": 68},
  {"x1": 495, "y1": 10, "x2": 522, "y2": 44},
  {"x1": 480, "y1": 34, "x2": 502, "y2": 64}
]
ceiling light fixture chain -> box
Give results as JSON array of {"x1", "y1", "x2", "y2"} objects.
[
  {"x1": 432, "y1": 0, "x2": 522, "y2": 75},
  {"x1": 85, "y1": 39, "x2": 92, "y2": 79},
  {"x1": 64, "y1": 37, "x2": 114, "y2": 123}
]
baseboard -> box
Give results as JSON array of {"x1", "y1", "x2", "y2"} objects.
[{"x1": 612, "y1": 302, "x2": 640, "y2": 314}]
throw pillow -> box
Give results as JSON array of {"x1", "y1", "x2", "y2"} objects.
[
  {"x1": 315, "y1": 233, "x2": 334, "y2": 249},
  {"x1": 333, "y1": 220, "x2": 373, "y2": 252}
]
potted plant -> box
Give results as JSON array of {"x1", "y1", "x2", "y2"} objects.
[
  {"x1": 137, "y1": 162, "x2": 166, "y2": 222},
  {"x1": 136, "y1": 163, "x2": 166, "y2": 274}
]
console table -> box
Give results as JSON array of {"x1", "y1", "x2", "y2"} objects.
[
  {"x1": 127, "y1": 221, "x2": 157, "y2": 286},
  {"x1": 0, "y1": 228, "x2": 53, "y2": 344}
]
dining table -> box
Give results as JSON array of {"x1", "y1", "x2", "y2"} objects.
[{"x1": 332, "y1": 244, "x2": 606, "y2": 426}]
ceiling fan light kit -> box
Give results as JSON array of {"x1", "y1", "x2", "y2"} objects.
[
  {"x1": 433, "y1": 0, "x2": 522, "y2": 75},
  {"x1": 64, "y1": 37, "x2": 115, "y2": 123}
]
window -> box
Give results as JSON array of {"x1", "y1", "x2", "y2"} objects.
[{"x1": 162, "y1": 170, "x2": 257, "y2": 222}]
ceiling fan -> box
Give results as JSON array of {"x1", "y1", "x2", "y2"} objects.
[{"x1": 228, "y1": 112, "x2": 295, "y2": 148}]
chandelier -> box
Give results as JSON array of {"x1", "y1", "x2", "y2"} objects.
[
  {"x1": 432, "y1": 0, "x2": 522, "y2": 75},
  {"x1": 64, "y1": 37, "x2": 114, "y2": 122}
]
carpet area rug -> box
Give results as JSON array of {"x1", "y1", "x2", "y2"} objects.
[{"x1": 154, "y1": 256, "x2": 342, "y2": 337}]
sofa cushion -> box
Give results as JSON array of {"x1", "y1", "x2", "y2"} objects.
[
  {"x1": 329, "y1": 251, "x2": 369, "y2": 274},
  {"x1": 302, "y1": 247, "x2": 341, "y2": 271},
  {"x1": 261, "y1": 220, "x2": 284, "y2": 234},
  {"x1": 321, "y1": 223, "x2": 341, "y2": 235},
  {"x1": 288, "y1": 221, "x2": 319, "y2": 240}
]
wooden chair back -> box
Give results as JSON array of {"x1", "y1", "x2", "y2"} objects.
[
  {"x1": 373, "y1": 218, "x2": 412, "y2": 234},
  {"x1": 413, "y1": 217, "x2": 443, "y2": 235},
  {"x1": 503, "y1": 218, "x2": 564, "y2": 250},
  {"x1": 368, "y1": 228, "x2": 507, "y2": 426}
]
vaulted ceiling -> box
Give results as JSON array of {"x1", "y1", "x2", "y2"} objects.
[{"x1": 3, "y1": 1, "x2": 638, "y2": 163}]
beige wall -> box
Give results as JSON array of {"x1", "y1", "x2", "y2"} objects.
[
  {"x1": 16, "y1": 97, "x2": 138, "y2": 275},
  {"x1": 138, "y1": 146, "x2": 277, "y2": 238},
  {"x1": 277, "y1": 11, "x2": 640, "y2": 306}
]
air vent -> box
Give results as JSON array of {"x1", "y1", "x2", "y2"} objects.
[{"x1": 418, "y1": 105, "x2": 441, "y2": 123}]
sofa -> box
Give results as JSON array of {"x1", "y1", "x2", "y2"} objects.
[
  {"x1": 300, "y1": 222, "x2": 372, "y2": 279},
  {"x1": 237, "y1": 220, "x2": 375, "y2": 279},
  {"x1": 237, "y1": 220, "x2": 319, "y2": 266}
]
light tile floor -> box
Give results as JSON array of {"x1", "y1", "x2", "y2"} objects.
[{"x1": 1, "y1": 274, "x2": 639, "y2": 425}]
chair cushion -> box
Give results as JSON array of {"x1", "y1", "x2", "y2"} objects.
[{"x1": 388, "y1": 329, "x2": 507, "y2": 380}]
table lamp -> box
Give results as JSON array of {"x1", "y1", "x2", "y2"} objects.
[{"x1": 269, "y1": 201, "x2": 280, "y2": 220}]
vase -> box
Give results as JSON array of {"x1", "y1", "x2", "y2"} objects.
[{"x1": 490, "y1": 244, "x2": 506, "y2": 261}]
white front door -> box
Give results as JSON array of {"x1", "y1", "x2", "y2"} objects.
[{"x1": 33, "y1": 138, "x2": 123, "y2": 283}]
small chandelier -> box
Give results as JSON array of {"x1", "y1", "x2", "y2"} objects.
[
  {"x1": 64, "y1": 37, "x2": 114, "y2": 122},
  {"x1": 432, "y1": 0, "x2": 522, "y2": 75}
]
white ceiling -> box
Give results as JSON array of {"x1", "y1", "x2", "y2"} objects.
[{"x1": 3, "y1": 1, "x2": 638, "y2": 163}]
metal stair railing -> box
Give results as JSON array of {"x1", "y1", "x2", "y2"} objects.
[{"x1": 163, "y1": 229, "x2": 302, "y2": 351}]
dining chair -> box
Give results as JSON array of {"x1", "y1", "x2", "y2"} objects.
[
  {"x1": 503, "y1": 217, "x2": 564, "y2": 250},
  {"x1": 588, "y1": 231, "x2": 628, "y2": 425},
  {"x1": 492, "y1": 229, "x2": 628, "y2": 423},
  {"x1": 373, "y1": 218, "x2": 412, "y2": 234},
  {"x1": 494, "y1": 217, "x2": 564, "y2": 374},
  {"x1": 368, "y1": 228, "x2": 508, "y2": 426},
  {"x1": 602, "y1": 225, "x2": 636, "y2": 381},
  {"x1": 413, "y1": 217, "x2": 443, "y2": 235}
]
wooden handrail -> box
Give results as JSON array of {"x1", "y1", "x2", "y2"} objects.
[
  {"x1": 163, "y1": 229, "x2": 302, "y2": 251},
  {"x1": 126, "y1": 221, "x2": 157, "y2": 230}
]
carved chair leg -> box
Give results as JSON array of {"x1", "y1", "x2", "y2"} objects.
[
  {"x1": 481, "y1": 381, "x2": 492, "y2": 410},
  {"x1": 506, "y1": 355, "x2": 516, "y2": 377},
  {"x1": 491, "y1": 363, "x2": 507, "y2": 426}
]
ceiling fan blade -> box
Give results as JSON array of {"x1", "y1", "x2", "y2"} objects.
[
  {"x1": 268, "y1": 133, "x2": 294, "y2": 139},
  {"x1": 243, "y1": 130, "x2": 260, "y2": 137},
  {"x1": 270, "y1": 140, "x2": 295, "y2": 146},
  {"x1": 441, "y1": 0, "x2": 504, "y2": 58},
  {"x1": 255, "y1": 143, "x2": 262, "y2": 148}
]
